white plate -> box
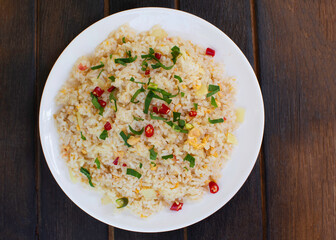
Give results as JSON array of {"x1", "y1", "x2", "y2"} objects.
[{"x1": 39, "y1": 7, "x2": 264, "y2": 232}]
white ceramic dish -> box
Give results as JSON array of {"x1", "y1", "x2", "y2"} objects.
[{"x1": 39, "y1": 7, "x2": 264, "y2": 232}]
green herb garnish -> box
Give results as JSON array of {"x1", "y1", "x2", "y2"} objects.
[
  {"x1": 139, "y1": 163, "x2": 143, "y2": 169},
  {"x1": 109, "y1": 54, "x2": 112, "y2": 59},
  {"x1": 165, "y1": 121, "x2": 188, "y2": 133},
  {"x1": 211, "y1": 96, "x2": 218, "y2": 108},
  {"x1": 109, "y1": 92, "x2": 117, "y2": 112},
  {"x1": 150, "y1": 162, "x2": 157, "y2": 167},
  {"x1": 143, "y1": 91, "x2": 155, "y2": 114},
  {"x1": 141, "y1": 46, "x2": 181, "y2": 71},
  {"x1": 162, "y1": 154, "x2": 174, "y2": 160},
  {"x1": 80, "y1": 167, "x2": 94, "y2": 187},
  {"x1": 94, "y1": 158, "x2": 100, "y2": 169},
  {"x1": 147, "y1": 82, "x2": 158, "y2": 90},
  {"x1": 171, "y1": 46, "x2": 181, "y2": 64},
  {"x1": 122, "y1": 37, "x2": 126, "y2": 43},
  {"x1": 149, "y1": 146, "x2": 157, "y2": 160},
  {"x1": 206, "y1": 84, "x2": 220, "y2": 98},
  {"x1": 147, "y1": 77, "x2": 152, "y2": 85},
  {"x1": 131, "y1": 87, "x2": 145, "y2": 103},
  {"x1": 116, "y1": 197, "x2": 128, "y2": 208},
  {"x1": 183, "y1": 154, "x2": 195, "y2": 168},
  {"x1": 128, "y1": 125, "x2": 144, "y2": 135},
  {"x1": 174, "y1": 75, "x2": 183, "y2": 83},
  {"x1": 130, "y1": 77, "x2": 146, "y2": 85},
  {"x1": 181, "y1": 92, "x2": 185, "y2": 97},
  {"x1": 114, "y1": 52, "x2": 137, "y2": 66},
  {"x1": 97, "y1": 69, "x2": 104, "y2": 79},
  {"x1": 80, "y1": 131, "x2": 86, "y2": 140},
  {"x1": 91, "y1": 61, "x2": 104, "y2": 70},
  {"x1": 141, "y1": 60, "x2": 148, "y2": 71},
  {"x1": 133, "y1": 115, "x2": 144, "y2": 121},
  {"x1": 120, "y1": 131, "x2": 131, "y2": 147},
  {"x1": 126, "y1": 168, "x2": 142, "y2": 179},
  {"x1": 208, "y1": 117, "x2": 224, "y2": 124},
  {"x1": 178, "y1": 119, "x2": 186, "y2": 128},
  {"x1": 108, "y1": 76, "x2": 116, "y2": 82},
  {"x1": 173, "y1": 112, "x2": 181, "y2": 122},
  {"x1": 183, "y1": 167, "x2": 189, "y2": 171},
  {"x1": 99, "y1": 129, "x2": 108, "y2": 140},
  {"x1": 152, "y1": 92, "x2": 172, "y2": 104},
  {"x1": 90, "y1": 92, "x2": 104, "y2": 115},
  {"x1": 194, "y1": 103, "x2": 198, "y2": 110},
  {"x1": 150, "y1": 113, "x2": 167, "y2": 121}
]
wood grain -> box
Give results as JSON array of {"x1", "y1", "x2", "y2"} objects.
[
  {"x1": 179, "y1": 0, "x2": 264, "y2": 239},
  {"x1": 256, "y1": 0, "x2": 336, "y2": 239},
  {"x1": 0, "y1": 0, "x2": 36, "y2": 239},
  {"x1": 107, "y1": 1, "x2": 185, "y2": 239},
  {"x1": 36, "y1": 0, "x2": 108, "y2": 239}
]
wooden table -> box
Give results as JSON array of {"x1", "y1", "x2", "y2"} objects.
[{"x1": 1, "y1": 0, "x2": 335, "y2": 239}]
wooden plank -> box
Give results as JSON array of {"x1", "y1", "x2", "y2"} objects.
[
  {"x1": 179, "y1": 0, "x2": 264, "y2": 239},
  {"x1": 256, "y1": 0, "x2": 336, "y2": 239},
  {"x1": 0, "y1": 0, "x2": 36, "y2": 239},
  {"x1": 107, "y1": 1, "x2": 185, "y2": 239},
  {"x1": 36, "y1": 1, "x2": 108, "y2": 239}
]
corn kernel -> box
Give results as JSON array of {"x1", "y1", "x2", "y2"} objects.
[{"x1": 170, "y1": 182, "x2": 179, "y2": 189}]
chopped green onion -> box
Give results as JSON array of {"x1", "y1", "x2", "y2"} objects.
[
  {"x1": 80, "y1": 131, "x2": 86, "y2": 140},
  {"x1": 80, "y1": 167, "x2": 94, "y2": 187},
  {"x1": 183, "y1": 167, "x2": 189, "y2": 171},
  {"x1": 150, "y1": 113, "x2": 167, "y2": 121},
  {"x1": 143, "y1": 91, "x2": 155, "y2": 114},
  {"x1": 208, "y1": 117, "x2": 224, "y2": 124},
  {"x1": 173, "y1": 112, "x2": 181, "y2": 122},
  {"x1": 120, "y1": 131, "x2": 131, "y2": 147},
  {"x1": 162, "y1": 154, "x2": 174, "y2": 160},
  {"x1": 149, "y1": 146, "x2": 157, "y2": 160},
  {"x1": 97, "y1": 69, "x2": 104, "y2": 79},
  {"x1": 206, "y1": 84, "x2": 220, "y2": 98},
  {"x1": 151, "y1": 62, "x2": 174, "y2": 70},
  {"x1": 141, "y1": 48, "x2": 155, "y2": 59},
  {"x1": 150, "y1": 162, "x2": 157, "y2": 167},
  {"x1": 174, "y1": 75, "x2": 183, "y2": 83},
  {"x1": 90, "y1": 92, "x2": 104, "y2": 115},
  {"x1": 122, "y1": 36, "x2": 126, "y2": 43},
  {"x1": 130, "y1": 77, "x2": 146, "y2": 85},
  {"x1": 114, "y1": 53, "x2": 137, "y2": 66},
  {"x1": 171, "y1": 46, "x2": 181, "y2": 64},
  {"x1": 139, "y1": 163, "x2": 143, "y2": 169},
  {"x1": 91, "y1": 61, "x2": 104, "y2": 70},
  {"x1": 108, "y1": 76, "x2": 115, "y2": 82},
  {"x1": 193, "y1": 103, "x2": 198, "y2": 110},
  {"x1": 141, "y1": 60, "x2": 148, "y2": 71},
  {"x1": 133, "y1": 115, "x2": 144, "y2": 121},
  {"x1": 94, "y1": 158, "x2": 100, "y2": 169},
  {"x1": 147, "y1": 77, "x2": 152, "y2": 85},
  {"x1": 165, "y1": 121, "x2": 188, "y2": 133},
  {"x1": 147, "y1": 82, "x2": 158, "y2": 90},
  {"x1": 211, "y1": 96, "x2": 218, "y2": 108},
  {"x1": 116, "y1": 197, "x2": 128, "y2": 208},
  {"x1": 152, "y1": 92, "x2": 172, "y2": 104},
  {"x1": 128, "y1": 125, "x2": 144, "y2": 135},
  {"x1": 185, "y1": 123, "x2": 194, "y2": 130},
  {"x1": 126, "y1": 168, "x2": 142, "y2": 179},
  {"x1": 109, "y1": 92, "x2": 117, "y2": 112},
  {"x1": 109, "y1": 54, "x2": 112, "y2": 59},
  {"x1": 178, "y1": 119, "x2": 185, "y2": 128},
  {"x1": 130, "y1": 87, "x2": 145, "y2": 103},
  {"x1": 181, "y1": 92, "x2": 185, "y2": 97},
  {"x1": 99, "y1": 129, "x2": 108, "y2": 140},
  {"x1": 183, "y1": 154, "x2": 195, "y2": 168}
]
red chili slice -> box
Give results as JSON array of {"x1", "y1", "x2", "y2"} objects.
[
  {"x1": 145, "y1": 70, "x2": 150, "y2": 75},
  {"x1": 223, "y1": 117, "x2": 227, "y2": 121},
  {"x1": 206, "y1": 48, "x2": 215, "y2": 57},
  {"x1": 104, "y1": 122, "x2": 111, "y2": 131},
  {"x1": 189, "y1": 111, "x2": 197, "y2": 117},
  {"x1": 209, "y1": 181, "x2": 219, "y2": 194},
  {"x1": 170, "y1": 201, "x2": 183, "y2": 211},
  {"x1": 153, "y1": 106, "x2": 159, "y2": 114},
  {"x1": 159, "y1": 104, "x2": 170, "y2": 114},
  {"x1": 155, "y1": 53, "x2": 161, "y2": 60},
  {"x1": 78, "y1": 63, "x2": 87, "y2": 71},
  {"x1": 107, "y1": 86, "x2": 115, "y2": 92},
  {"x1": 145, "y1": 124, "x2": 154, "y2": 137},
  {"x1": 122, "y1": 163, "x2": 127, "y2": 167},
  {"x1": 98, "y1": 99, "x2": 106, "y2": 107},
  {"x1": 92, "y1": 87, "x2": 104, "y2": 97},
  {"x1": 113, "y1": 157, "x2": 119, "y2": 165}
]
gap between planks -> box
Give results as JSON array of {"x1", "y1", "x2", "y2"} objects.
[{"x1": 249, "y1": 0, "x2": 267, "y2": 239}]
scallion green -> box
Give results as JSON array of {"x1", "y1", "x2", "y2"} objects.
[
  {"x1": 183, "y1": 154, "x2": 195, "y2": 168},
  {"x1": 128, "y1": 125, "x2": 144, "y2": 135},
  {"x1": 208, "y1": 117, "x2": 224, "y2": 124},
  {"x1": 126, "y1": 168, "x2": 142, "y2": 179}
]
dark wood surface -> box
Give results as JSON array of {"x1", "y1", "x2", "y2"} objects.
[{"x1": 0, "y1": 0, "x2": 335, "y2": 239}]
